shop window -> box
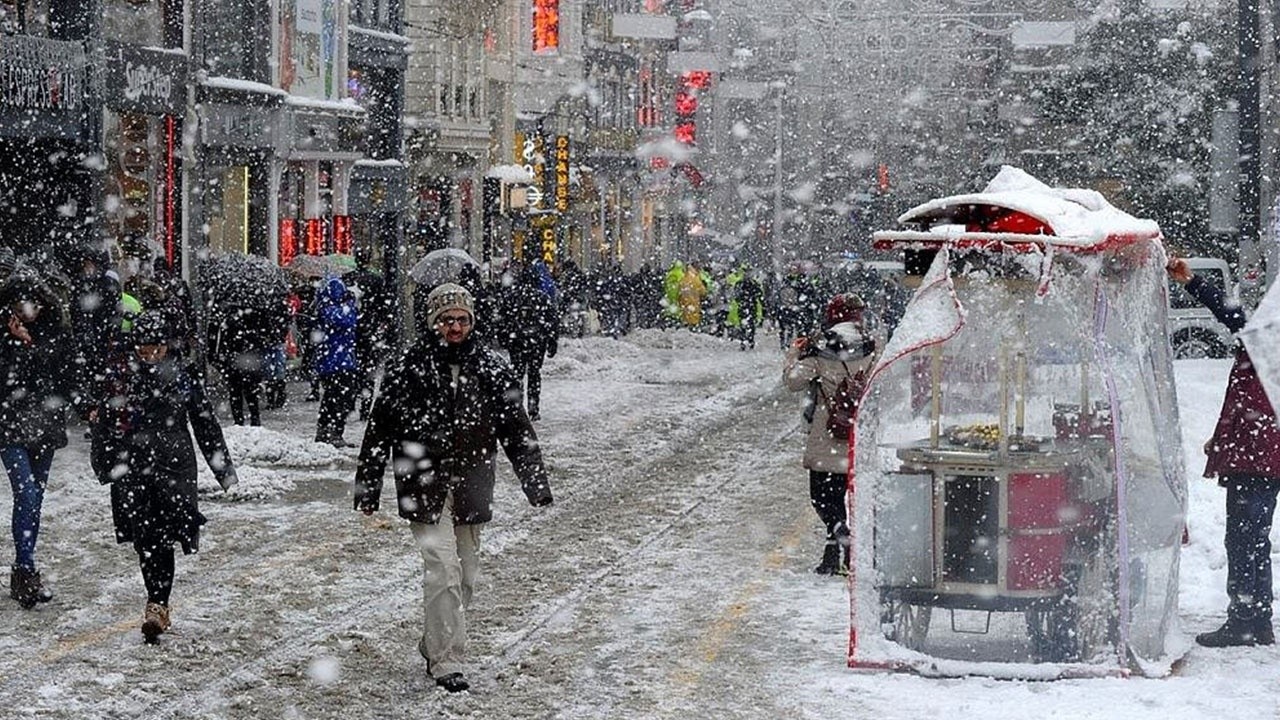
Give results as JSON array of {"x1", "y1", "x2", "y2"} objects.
[
  {"x1": 204, "y1": 0, "x2": 257, "y2": 79},
  {"x1": 102, "y1": 111, "x2": 180, "y2": 262},
  {"x1": 207, "y1": 164, "x2": 250, "y2": 255}
]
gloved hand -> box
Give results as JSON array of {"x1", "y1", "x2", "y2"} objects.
[{"x1": 547, "y1": 340, "x2": 558, "y2": 359}]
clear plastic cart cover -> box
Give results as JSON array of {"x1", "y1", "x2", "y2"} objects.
[{"x1": 849, "y1": 240, "x2": 1187, "y2": 678}]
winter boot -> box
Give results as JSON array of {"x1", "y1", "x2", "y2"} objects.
[
  {"x1": 142, "y1": 602, "x2": 171, "y2": 643},
  {"x1": 814, "y1": 543, "x2": 842, "y2": 575},
  {"x1": 9, "y1": 566, "x2": 51, "y2": 609},
  {"x1": 1195, "y1": 617, "x2": 1275, "y2": 647},
  {"x1": 435, "y1": 672, "x2": 470, "y2": 693}
]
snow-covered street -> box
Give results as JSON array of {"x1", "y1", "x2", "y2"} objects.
[{"x1": 0, "y1": 330, "x2": 1277, "y2": 719}]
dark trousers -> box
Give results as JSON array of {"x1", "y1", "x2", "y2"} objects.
[
  {"x1": 1224, "y1": 476, "x2": 1280, "y2": 621},
  {"x1": 223, "y1": 366, "x2": 262, "y2": 426},
  {"x1": 136, "y1": 542, "x2": 175, "y2": 606},
  {"x1": 510, "y1": 349, "x2": 546, "y2": 416},
  {"x1": 316, "y1": 370, "x2": 359, "y2": 442},
  {"x1": 356, "y1": 347, "x2": 380, "y2": 419},
  {"x1": 1, "y1": 446, "x2": 52, "y2": 571},
  {"x1": 809, "y1": 470, "x2": 848, "y2": 541}
]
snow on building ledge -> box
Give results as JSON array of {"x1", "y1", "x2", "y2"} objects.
[
  {"x1": 349, "y1": 25, "x2": 412, "y2": 44},
  {"x1": 201, "y1": 75, "x2": 289, "y2": 96},
  {"x1": 284, "y1": 95, "x2": 367, "y2": 115}
]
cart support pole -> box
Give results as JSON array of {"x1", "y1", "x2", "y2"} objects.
[
  {"x1": 999, "y1": 346, "x2": 1010, "y2": 456},
  {"x1": 930, "y1": 345, "x2": 943, "y2": 448},
  {"x1": 1015, "y1": 351, "x2": 1027, "y2": 437}
]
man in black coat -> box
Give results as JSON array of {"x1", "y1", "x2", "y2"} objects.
[
  {"x1": 354, "y1": 282, "x2": 553, "y2": 693},
  {"x1": 498, "y1": 265, "x2": 559, "y2": 421}
]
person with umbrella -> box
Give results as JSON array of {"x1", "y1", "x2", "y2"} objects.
[{"x1": 1169, "y1": 256, "x2": 1279, "y2": 647}]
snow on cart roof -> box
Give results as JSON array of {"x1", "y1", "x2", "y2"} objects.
[{"x1": 872, "y1": 166, "x2": 1162, "y2": 253}]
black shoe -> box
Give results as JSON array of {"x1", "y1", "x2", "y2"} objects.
[
  {"x1": 435, "y1": 673, "x2": 469, "y2": 693},
  {"x1": 9, "y1": 566, "x2": 49, "y2": 609},
  {"x1": 814, "y1": 543, "x2": 842, "y2": 575},
  {"x1": 1196, "y1": 618, "x2": 1276, "y2": 647},
  {"x1": 529, "y1": 410, "x2": 540, "y2": 422}
]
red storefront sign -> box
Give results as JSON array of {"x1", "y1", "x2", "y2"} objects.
[{"x1": 533, "y1": 0, "x2": 560, "y2": 54}]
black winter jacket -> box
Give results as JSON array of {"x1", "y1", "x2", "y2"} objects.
[
  {"x1": 92, "y1": 355, "x2": 235, "y2": 552},
  {"x1": 0, "y1": 279, "x2": 72, "y2": 453},
  {"x1": 354, "y1": 335, "x2": 552, "y2": 524},
  {"x1": 498, "y1": 282, "x2": 559, "y2": 358}
]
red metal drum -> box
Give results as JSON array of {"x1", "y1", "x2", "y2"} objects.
[{"x1": 1006, "y1": 472, "x2": 1070, "y2": 591}]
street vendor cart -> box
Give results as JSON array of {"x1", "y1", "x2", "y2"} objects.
[{"x1": 848, "y1": 167, "x2": 1187, "y2": 678}]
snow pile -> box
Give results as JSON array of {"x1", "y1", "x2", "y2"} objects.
[
  {"x1": 222, "y1": 425, "x2": 351, "y2": 469},
  {"x1": 193, "y1": 426, "x2": 353, "y2": 500},
  {"x1": 197, "y1": 463, "x2": 295, "y2": 501}
]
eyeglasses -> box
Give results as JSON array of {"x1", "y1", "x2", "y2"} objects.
[{"x1": 436, "y1": 315, "x2": 472, "y2": 328}]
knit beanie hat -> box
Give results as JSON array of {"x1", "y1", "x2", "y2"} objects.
[
  {"x1": 824, "y1": 293, "x2": 866, "y2": 328},
  {"x1": 425, "y1": 282, "x2": 475, "y2": 326},
  {"x1": 131, "y1": 310, "x2": 169, "y2": 346}
]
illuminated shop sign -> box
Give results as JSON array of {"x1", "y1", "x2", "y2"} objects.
[
  {"x1": 553, "y1": 135, "x2": 570, "y2": 213},
  {"x1": 533, "y1": 0, "x2": 560, "y2": 54},
  {"x1": 515, "y1": 130, "x2": 546, "y2": 208}
]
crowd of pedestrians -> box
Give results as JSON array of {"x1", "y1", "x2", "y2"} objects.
[{"x1": 0, "y1": 241, "x2": 906, "y2": 690}]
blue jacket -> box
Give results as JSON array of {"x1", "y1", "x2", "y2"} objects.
[{"x1": 315, "y1": 277, "x2": 358, "y2": 376}]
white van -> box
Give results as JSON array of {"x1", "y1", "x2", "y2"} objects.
[{"x1": 1168, "y1": 257, "x2": 1235, "y2": 359}]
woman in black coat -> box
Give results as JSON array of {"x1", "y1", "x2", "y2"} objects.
[
  {"x1": 93, "y1": 311, "x2": 238, "y2": 642},
  {"x1": 0, "y1": 272, "x2": 72, "y2": 608}
]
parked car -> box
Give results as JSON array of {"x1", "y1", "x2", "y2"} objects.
[{"x1": 1168, "y1": 256, "x2": 1235, "y2": 359}]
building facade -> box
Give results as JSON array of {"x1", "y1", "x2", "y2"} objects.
[{"x1": 0, "y1": 0, "x2": 97, "y2": 261}]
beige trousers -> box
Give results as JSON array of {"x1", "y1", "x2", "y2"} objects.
[{"x1": 409, "y1": 493, "x2": 482, "y2": 678}]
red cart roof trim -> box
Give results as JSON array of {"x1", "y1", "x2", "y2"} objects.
[
  {"x1": 872, "y1": 166, "x2": 1162, "y2": 254},
  {"x1": 871, "y1": 229, "x2": 1162, "y2": 253}
]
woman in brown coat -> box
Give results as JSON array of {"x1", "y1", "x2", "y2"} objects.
[{"x1": 783, "y1": 293, "x2": 878, "y2": 575}]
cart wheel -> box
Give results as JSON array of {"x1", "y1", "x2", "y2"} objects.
[{"x1": 893, "y1": 603, "x2": 932, "y2": 651}]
